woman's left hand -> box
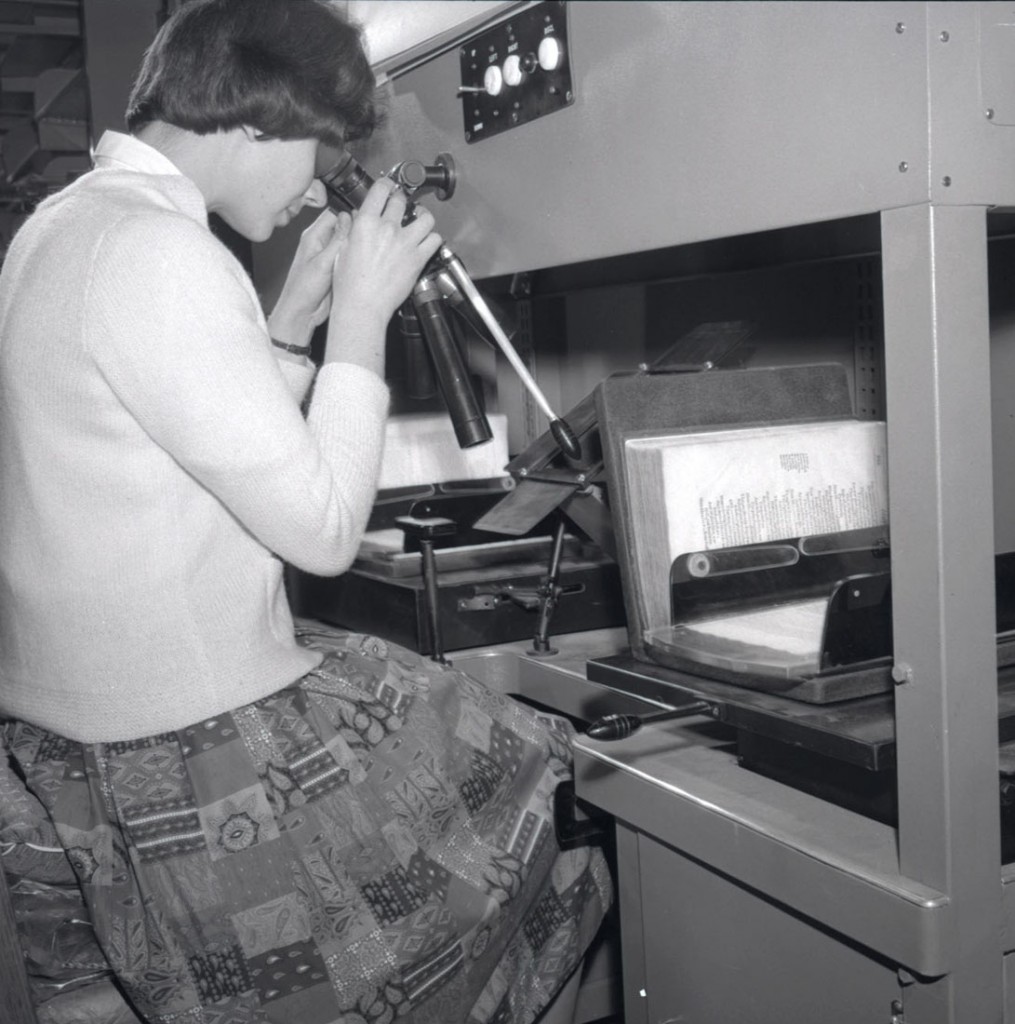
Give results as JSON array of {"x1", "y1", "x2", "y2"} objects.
[{"x1": 267, "y1": 208, "x2": 350, "y2": 347}]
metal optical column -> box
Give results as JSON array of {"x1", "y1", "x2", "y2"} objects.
[{"x1": 881, "y1": 202, "x2": 1002, "y2": 1021}]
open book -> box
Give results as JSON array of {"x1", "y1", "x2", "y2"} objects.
[{"x1": 624, "y1": 419, "x2": 889, "y2": 675}]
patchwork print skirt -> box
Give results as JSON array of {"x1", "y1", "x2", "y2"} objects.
[{"x1": 3, "y1": 622, "x2": 612, "y2": 1024}]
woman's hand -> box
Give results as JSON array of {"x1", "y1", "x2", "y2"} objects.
[
  {"x1": 324, "y1": 179, "x2": 442, "y2": 370},
  {"x1": 267, "y1": 207, "x2": 349, "y2": 348}
]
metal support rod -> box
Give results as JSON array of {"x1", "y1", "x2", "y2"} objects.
[
  {"x1": 439, "y1": 246, "x2": 581, "y2": 459},
  {"x1": 440, "y1": 246, "x2": 554, "y2": 420},
  {"x1": 418, "y1": 538, "x2": 448, "y2": 666},
  {"x1": 531, "y1": 516, "x2": 567, "y2": 655},
  {"x1": 395, "y1": 515, "x2": 456, "y2": 666}
]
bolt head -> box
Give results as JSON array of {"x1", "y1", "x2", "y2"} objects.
[{"x1": 891, "y1": 663, "x2": 912, "y2": 684}]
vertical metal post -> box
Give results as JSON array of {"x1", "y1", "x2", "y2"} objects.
[
  {"x1": 531, "y1": 515, "x2": 567, "y2": 656},
  {"x1": 418, "y1": 538, "x2": 449, "y2": 665},
  {"x1": 881, "y1": 202, "x2": 1002, "y2": 1019},
  {"x1": 615, "y1": 824, "x2": 648, "y2": 1024},
  {"x1": 0, "y1": 868, "x2": 37, "y2": 1024}
]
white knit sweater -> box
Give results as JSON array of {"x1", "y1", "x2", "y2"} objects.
[{"x1": 0, "y1": 132, "x2": 389, "y2": 742}]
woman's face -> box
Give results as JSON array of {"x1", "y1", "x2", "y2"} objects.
[{"x1": 215, "y1": 133, "x2": 327, "y2": 242}]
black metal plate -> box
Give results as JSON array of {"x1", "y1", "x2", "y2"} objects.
[{"x1": 459, "y1": 1, "x2": 573, "y2": 144}]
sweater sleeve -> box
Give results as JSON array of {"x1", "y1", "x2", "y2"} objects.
[
  {"x1": 82, "y1": 211, "x2": 388, "y2": 576},
  {"x1": 275, "y1": 356, "x2": 316, "y2": 405}
]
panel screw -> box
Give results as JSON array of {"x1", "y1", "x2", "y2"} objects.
[
  {"x1": 896, "y1": 22, "x2": 905, "y2": 33},
  {"x1": 942, "y1": 175, "x2": 952, "y2": 186},
  {"x1": 987, "y1": 108, "x2": 996, "y2": 120},
  {"x1": 892, "y1": 662, "x2": 913, "y2": 685},
  {"x1": 898, "y1": 161, "x2": 909, "y2": 173},
  {"x1": 939, "y1": 30, "x2": 950, "y2": 42}
]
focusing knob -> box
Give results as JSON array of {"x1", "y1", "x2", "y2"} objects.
[{"x1": 394, "y1": 160, "x2": 428, "y2": 190}]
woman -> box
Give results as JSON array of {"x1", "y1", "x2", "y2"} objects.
[{"x1": 0, "y1": 2, "x2": 611, "y2": 1022}]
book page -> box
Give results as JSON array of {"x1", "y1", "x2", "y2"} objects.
[
  {"x1": 624, "y1": 419, "x2": 889, "y2": 652},
  {"x1": 378, "y1": 413, "x2": 509, "y2": 490},
  {"x1": 646, "y1": 596, "x2": 831, "y2": 677},
  {"x1": 684, "y1": 598, "x2": 830, "y2": 656}
]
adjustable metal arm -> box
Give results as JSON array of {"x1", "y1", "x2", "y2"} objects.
[
  {"x1": 318, "y1": 149, "x2": 581, "y2": 460},
  {"x1": 434, "y1": 246, "x2": 581, "y2": 461}
]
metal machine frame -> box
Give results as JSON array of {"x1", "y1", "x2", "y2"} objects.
[{"x1": 288, "y1": 2, "x2": 1015, "y2": 1020}]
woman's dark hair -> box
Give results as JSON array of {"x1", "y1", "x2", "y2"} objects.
[{"x1": 125, "y1": 0, "x2": 378, "y2": 146}]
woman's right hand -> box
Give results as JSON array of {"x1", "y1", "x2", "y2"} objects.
[{"x1": 324, "y1": 178, "x2": 442, "y2": 370}]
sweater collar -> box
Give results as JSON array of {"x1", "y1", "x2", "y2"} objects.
[
  {"x1": 93, "y1": 130, "x2": 209, "y2": 225},
  {"x1": 94, "y1": 131, "x2": 183, "y2": 176}
]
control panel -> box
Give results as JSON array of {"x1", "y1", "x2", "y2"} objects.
[{"x1": 458, "y1": 1, "x2": 573, "y2": 144}]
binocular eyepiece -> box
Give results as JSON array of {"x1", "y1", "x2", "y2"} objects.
[{"x1": 318, "y1": 150, "x2": 456, "y2": 219}]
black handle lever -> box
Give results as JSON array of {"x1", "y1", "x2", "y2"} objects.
[{"x1": 586, "y1": 700, "x2": 718, "y2": 741}]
